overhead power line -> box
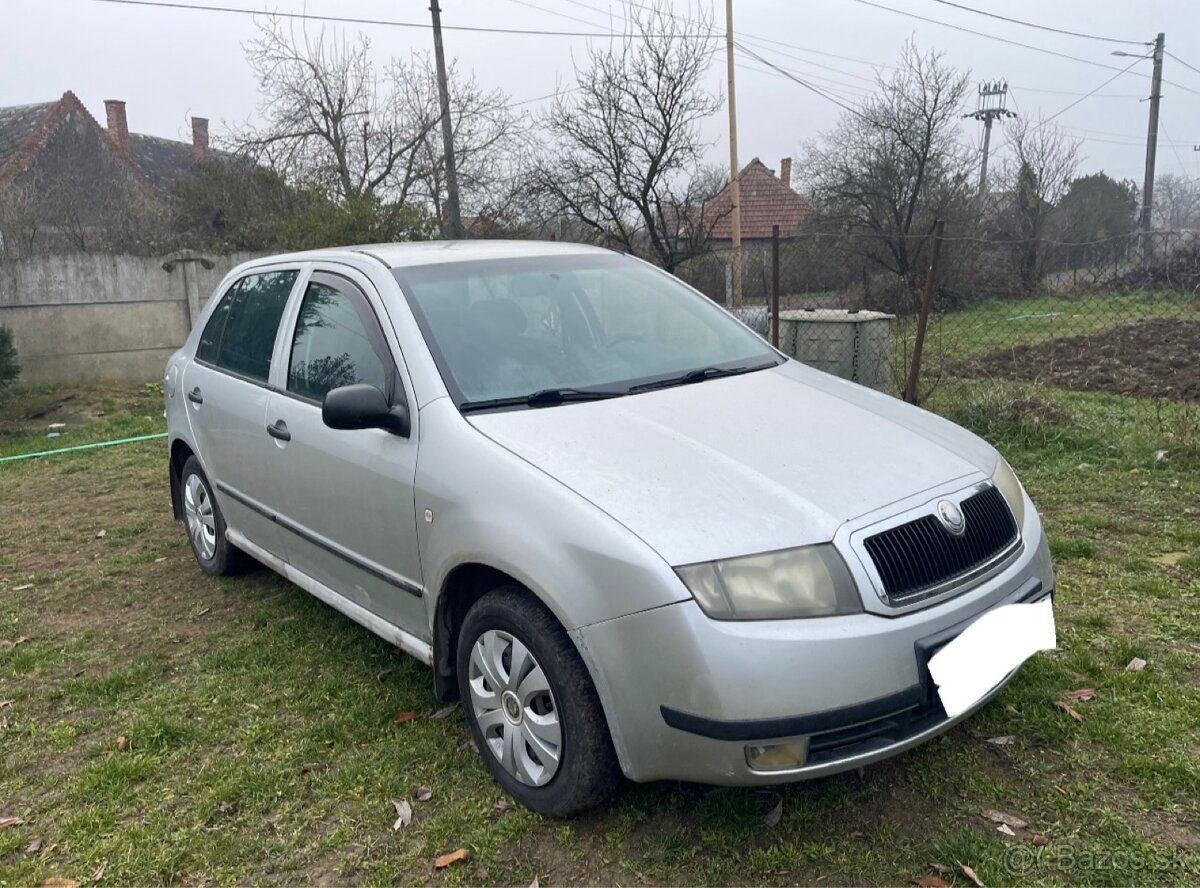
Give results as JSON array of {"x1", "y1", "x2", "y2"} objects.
[
  {"x1": 734, "y1": 41, "x2": 868, "y2": 120},
  {"x1": 850, "y1": 0, "x2": 1200, "y2": 98},
  {"x1": 1164, "y1": 50, "x2": 1200, "y2": 79},
  {"x1": 82, "y1": 0, "x2": 710, "y2": 37},
  {"x1": 849, "y1": 0, "x2": 1140, "y2": 74},
  {"x1": 925, "y1": 0, "x2": 1145, "y2": 46},
  {"x1": 993, "y1": 56, "x2": 1147, "y2": 156}
]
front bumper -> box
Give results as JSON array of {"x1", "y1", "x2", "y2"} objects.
[{"x1": 572, "y1": 518, "x2": 1054, "y2": 785}]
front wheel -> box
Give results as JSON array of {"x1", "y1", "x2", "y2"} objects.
[{"x1": 457, "y1": 586, "x2": 621, "y2": 817}]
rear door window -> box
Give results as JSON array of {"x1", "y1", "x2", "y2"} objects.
[{"x1": 203, "y1": 270, "x2": 297, "y2": 384}]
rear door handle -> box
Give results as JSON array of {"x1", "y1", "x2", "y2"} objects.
[
  {"x1": 266, "y1": 420, "x2": 291, "y2": 442},
  {"x1": 186, "y1": 387, "x2": 203, "y2": 405}
]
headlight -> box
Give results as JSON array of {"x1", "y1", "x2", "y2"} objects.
[
  {"x1": 992, "y1": 457, "x2": 1026, "y2": 529},
  {"x1": 675, "y1": 544, "x2": 862, "y2": 620}
]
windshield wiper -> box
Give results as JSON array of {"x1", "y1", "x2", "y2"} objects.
[
  {"x1": 627, "y1": 361, "x2": 780, "y2": 394},
  {"x1": 460, "y1": 387, "x2": 625, "y2": 413}
]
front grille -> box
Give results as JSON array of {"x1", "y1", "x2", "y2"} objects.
[{"x1": 863, "y1": 485, "x2": 1018, "y2": 602}]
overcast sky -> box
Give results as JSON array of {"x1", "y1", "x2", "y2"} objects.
[{"x1": 5, "y1": 0, "x2": 1200, "y2": 188}]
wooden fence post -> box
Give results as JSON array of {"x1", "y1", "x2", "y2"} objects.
[
  {"x1": 771, "y1": 224, "x2": 780, "y2": 348},
  {"x1": 904, "y1": 219, "x2": 945, "y2": 405}
]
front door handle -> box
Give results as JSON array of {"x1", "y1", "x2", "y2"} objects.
[
  {"x1": 186, "y1": 387, "x2": 203, "y2": 405},
  {"x1": 266, "y1": 420, "x2": 291, "y2": 442}
]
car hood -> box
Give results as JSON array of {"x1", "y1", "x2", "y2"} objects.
[{"x1": 467, "y1": 361, "x2": 999, "y2": 566}]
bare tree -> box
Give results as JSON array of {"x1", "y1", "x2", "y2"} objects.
[
  {"x1": 1153, "y1": 172, "x2": 1200, "y2": 230},
  {"x1": 232, "y1": 19, "x2": 442, "y2": 205},
  {"x1": 411, "y1": 64, "x2": 529, "y2": 230},
  {"x1": 1000, "y1": 116, "x2": 1081, "y2": 287},
  {"x1": 798, "y1": 42, "x2": 971, "y2": 288},
  {"x1": 529, "y1": 1, "x2": 723, "y2": 272}
]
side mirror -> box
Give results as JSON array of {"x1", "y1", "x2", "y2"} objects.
[{"x1": 322, "y1": 384, "x2": 410, "y2": 437}]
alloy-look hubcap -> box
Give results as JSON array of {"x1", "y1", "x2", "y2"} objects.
[
  {"x1": 468, "y1": 629, "x2": 561, "y2": 787},
  {"x1": 183, "y1": 473, "x2": 217, "y2": 562}
]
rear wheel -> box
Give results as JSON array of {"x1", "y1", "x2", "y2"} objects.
[
  {"x1": 179, "y1": 456, "x2": 251, "y2": 576},
  {"x1": 457, "y1": 585, "x2": 621, "y2": 817}
]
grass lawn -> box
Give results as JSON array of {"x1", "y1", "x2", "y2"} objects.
[{"x1": 1, "y1": 380, "x2": 1198, "y2": 886}]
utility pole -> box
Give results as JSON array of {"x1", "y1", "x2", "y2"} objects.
[
  {"x1": 1139, "y1": 32, "x2": 1165, "y2": 260},
  {"x1": 429, "y1": 0, "x2": 465, "y2": 239},
  {"x1": 724, "y1": 0, "x2": 742, "y2": 307},
  {"x1": 963, "y1": 80, "x2": 1015, "y2": 198}
]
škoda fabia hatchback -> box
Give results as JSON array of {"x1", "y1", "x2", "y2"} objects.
[{"x1": 165, "y1": 241, "x2": 1055, "y2": 816}]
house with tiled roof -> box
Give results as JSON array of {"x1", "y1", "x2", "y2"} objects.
[
  {"x1": 0, "y1": 91, "x2": 211, "y2": 252},
  {"x1": 706, "y1": 157, "x2": 813, "y2": 244}
]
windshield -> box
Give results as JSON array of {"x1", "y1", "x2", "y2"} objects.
[{"x1": 393, "y1": 253, "x2": 779, "y2": 407}]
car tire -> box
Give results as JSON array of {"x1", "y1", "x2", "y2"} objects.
[
  {"x1": 179, "y1": 456, "x2": 251, "y2": 577},
  {"x1": 457, "y1": 585, "x2": 621, "y2": 817}
]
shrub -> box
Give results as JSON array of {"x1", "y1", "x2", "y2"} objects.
[{"x1": 0, "y1": 325, "x2": 19, "y2": 392}]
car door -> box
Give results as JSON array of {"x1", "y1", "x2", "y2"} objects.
[
  {"x1": 263, "y1": 269, "x2": 427, "y2": 638},
  {"x1": 182, "y1": 267, "x2": 300, "y2": 555}
]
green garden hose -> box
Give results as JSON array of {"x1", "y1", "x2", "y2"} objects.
[{"x1": 0, "y1": 432, "x2": 167, "y2": 463}]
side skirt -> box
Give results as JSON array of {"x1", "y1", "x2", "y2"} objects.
[{"x1": 226, "y1": 527, "x2": 433, "y2": 667}]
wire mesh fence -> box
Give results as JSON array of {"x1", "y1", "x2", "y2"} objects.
[{"x1": 679, "y1": 227, "x2": 1200, "y2": 446}]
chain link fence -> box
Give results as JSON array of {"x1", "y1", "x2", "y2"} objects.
[{"x1": 679, "y1": 226, "x2": 1199, "y2": 450}]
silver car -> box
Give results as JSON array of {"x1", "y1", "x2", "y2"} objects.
[{"x1": 165, "y1": 241, "x2": 1055, "y2": 816}]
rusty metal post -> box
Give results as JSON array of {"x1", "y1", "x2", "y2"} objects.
[
  {"x1": 770, "y1": 225, "x2": 781, "y2": 347},
  {"x1": 904, "y1": 219, "x2": 946, "y2": 404}
]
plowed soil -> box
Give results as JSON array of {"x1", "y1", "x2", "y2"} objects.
[{"x1": 952, "y1": 319, "x2": 1200, "y2": 402}]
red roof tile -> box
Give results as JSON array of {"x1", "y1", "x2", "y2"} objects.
[{"x1": 707, "y1": 157, "x2": 812, "y2": 240}]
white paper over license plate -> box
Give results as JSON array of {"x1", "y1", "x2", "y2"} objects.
[{"x1": 928, "y1": 598, "x2": 1056, "y2": 718}]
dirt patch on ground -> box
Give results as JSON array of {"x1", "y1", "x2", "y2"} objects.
[{"x1": 951, "y1": 319, "x2": 1200, "y2": 402}]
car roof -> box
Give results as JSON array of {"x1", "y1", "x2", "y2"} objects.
[{"x1": 249, "y1": 239, "x2": 615, "y2": 270}]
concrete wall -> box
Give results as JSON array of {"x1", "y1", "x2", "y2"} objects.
[{"x1": 0, "y1": 251, "x2": 261, "y2": 384}]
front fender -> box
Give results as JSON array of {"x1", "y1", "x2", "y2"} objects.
[{"x1": 415, "y1": 398, "x2": 688, "y2": 634}]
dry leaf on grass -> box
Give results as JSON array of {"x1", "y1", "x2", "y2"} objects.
[
  {"x1": 958, "y1": 861, "x2": 985, "y2": 887},
  {"x1": 982, "y1": 809, "x2": 1028, "y2": 830},
  {"x1": 391, "y1": 799, "x2": 412, "y2": 830},
  {"x1": 986, "y1": 735, "x2": 1016, "y2": 746},
  {"x1": 764, "y1": 799, "x2": 783, "y2": 827},
  {"x1": 529, "y1": 879, "x2": 539, "y2": 888},
  {"x1": 1125, "y1": 657, "x2": 1147, "y2": 672},
  {"x1": 13, "y1": 584, "x2": 34, "y2": 591},
  {"x1": 1032, "y1": 834, "x2": 1050, "y2": 847},
  {"x1": 997, "y1": 824, "x2": 1015, "y2": 836},
  {"x1": 416, "y1": 786, "x2": 432, "y2": 802},
  {"x1": 39, "y1": 879, "x2": 80, "y2": 888},
  {"x1": 1054, "y1": 700, "x2": 1084, "y2": 721},
  {"x1": 929, "y1": 863, "x2": 952, "y2": 875},
  {"x1": 915, "y1": 877, "x2": 950, "y2": 888},
  {"x1": 433, "y1": 848, "x2": 470, "y2": 869},
  {"x1": 115, "y1": 736, "x2": 129, "y2": 751},
  {"x1": 0, "y1": 700, "x2": 12, "y2": 709},
  {"x1": 636, "y1": 873, "x2": 660, "y2": 887},
  {"x1": 299, "y1": 762, "x2": 328, "y2": 775},
  {"x1": 95, "y1": 530, "x2": 106, "y2": 539},
  {"x1": 91, "y1": 859, "x2": 108, "y2": 882},
  {"x1": 393, "y1": 710, "x2": 419, "y2": 725},
  {"x1": 0, "y1": 817, "x2": 25, "y2": 829},
  {"x1": 25, "y1": 838, "x2": 43, "y2": 854},
  {"x1": 430, "y1": 703, "x2": 458, "y2": 720},
  {"x1": 1062, "y1": 688, "x2": 1096, "y2": 702}
]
